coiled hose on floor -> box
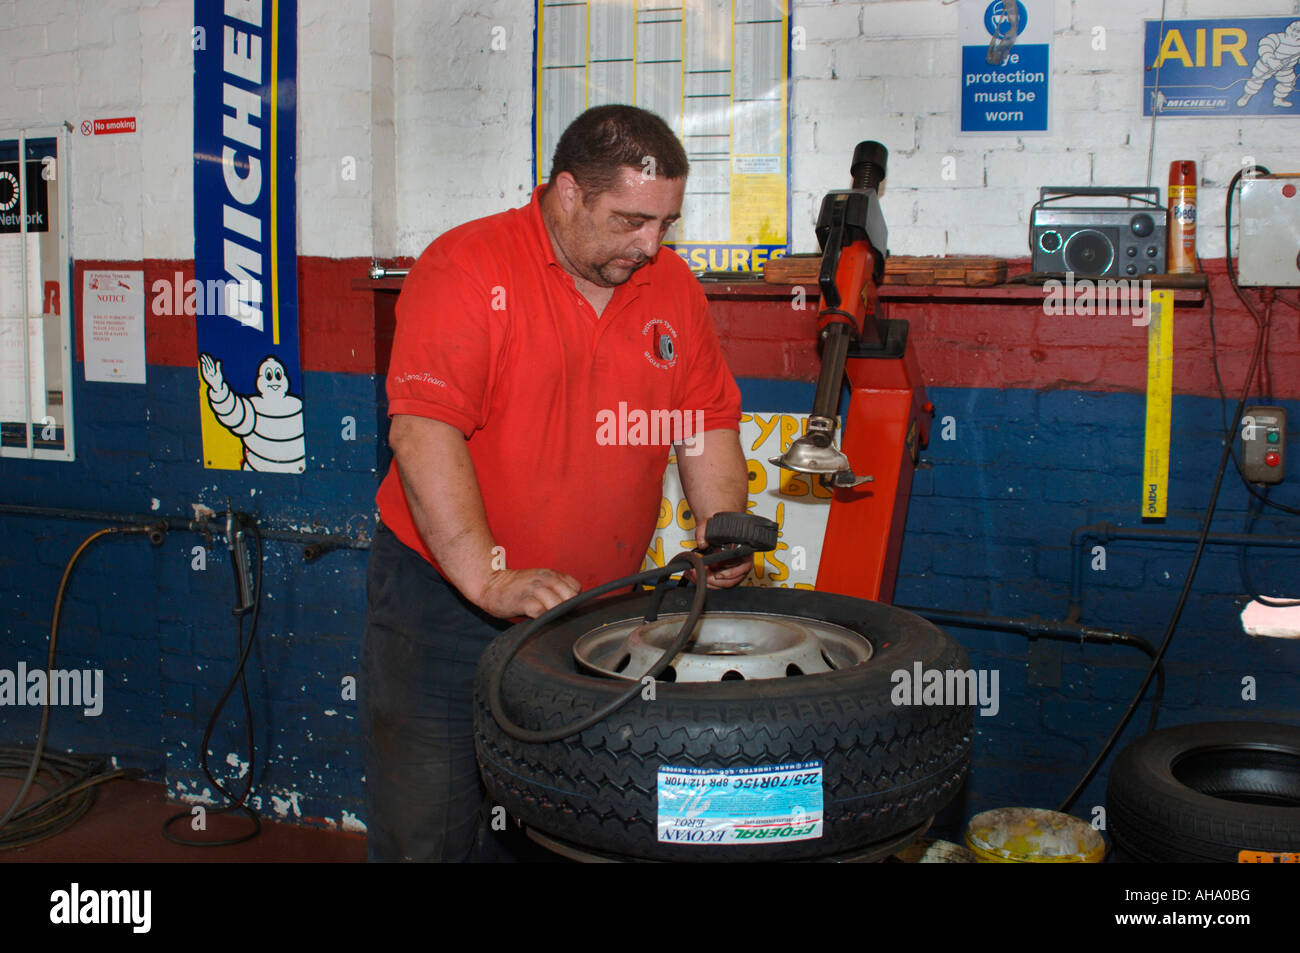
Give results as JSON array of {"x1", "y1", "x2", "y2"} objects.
[{"x1": 0, "y1": 525, "x2": 153, "y2": 850}]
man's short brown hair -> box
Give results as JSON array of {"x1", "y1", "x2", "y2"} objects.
[{"x1": 549, "y1": 104, "x2": 689, "y2": 200}]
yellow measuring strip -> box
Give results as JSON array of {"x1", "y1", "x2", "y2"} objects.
[{"x1": 1143, "y1": 289, "x2": 1174, "y2": 518}]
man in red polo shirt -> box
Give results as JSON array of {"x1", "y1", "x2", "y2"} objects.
[{"x1": 363, "y1": 105, "x2": 749, "y2": 862}]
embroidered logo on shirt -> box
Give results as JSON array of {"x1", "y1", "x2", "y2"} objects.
[
  {"x1": 391, "y1": 372, "x2": 447, "y2": 388},
  {"x1": 642, "y1": 318, "x2": 679, "y2": 370}
]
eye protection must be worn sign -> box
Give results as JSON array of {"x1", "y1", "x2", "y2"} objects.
[
  {"x1": 656, "y1": 761, "x2": 823, "y2": 844},
  {"x1": 959, "y1": 0, "x2": 1054, "y2": 135}
]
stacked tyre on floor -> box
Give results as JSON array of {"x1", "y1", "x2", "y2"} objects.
[{"x1": 1107, "y1": 721, "x2": 1300, "y2": 863}]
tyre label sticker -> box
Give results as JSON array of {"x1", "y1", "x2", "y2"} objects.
[{"x1": 656, "y1": 761, "x2": 823, "y2": 845}]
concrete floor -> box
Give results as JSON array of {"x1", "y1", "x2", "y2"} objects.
[
  {"x1": 0, "y1": 777, "x2": 366, "y2": 862},
  {"x1": 0, "y1": 775, "x2": 982, "y2": 863}
]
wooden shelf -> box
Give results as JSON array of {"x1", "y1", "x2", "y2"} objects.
[
  {"x1": 354, "y1": 273, "x2": 1209, "y2": 306},
  {"x1": 699, "y1": 276, "x2": 1208, "y2": 306}
]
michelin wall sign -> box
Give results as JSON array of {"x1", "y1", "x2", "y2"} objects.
[
  {"x1": 1144, "y1": 16, "x2": 1300, "y2": 117},
  {"x1": 192, "y1": 0, "x2": 305, "y2": 472}
]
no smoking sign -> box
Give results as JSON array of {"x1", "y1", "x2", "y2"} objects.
[{"x1": 81, "y1": 117, "x2": 137, "y2": 136}]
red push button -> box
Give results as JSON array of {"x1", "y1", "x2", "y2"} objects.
[
  {"x1": 1284, "y1": 184, "x2": 1297, "y2": 198},
  {"x1": 1265, "y1": 451, "x2": 1281, "y2": 467}
]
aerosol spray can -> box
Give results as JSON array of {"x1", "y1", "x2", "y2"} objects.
[{"x1": 1168, "y1": 160, "x2": 1197, "y2": 273}]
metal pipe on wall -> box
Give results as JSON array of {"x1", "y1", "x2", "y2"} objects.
[
  {"x1": 898, "y1": 603, "x2": 1167, "y2": 720},
  {"x1": 1068, "y1": 521, "x2": 1300, "y2": 616},
  {"x1": 0, "y1": 503, "x2": 371, "y2": 557}
]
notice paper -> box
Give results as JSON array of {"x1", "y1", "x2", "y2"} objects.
[{"x1": 83, "y1": 269, "x2": 145, "y2": 384}]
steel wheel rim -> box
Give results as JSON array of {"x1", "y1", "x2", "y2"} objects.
[{"x1": 572, "y1": 610, "x2": 874, "y2": 683}]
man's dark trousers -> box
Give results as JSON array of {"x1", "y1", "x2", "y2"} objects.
[{"x1": 360, "y1": 520, "x2": 514, "y2": 862}]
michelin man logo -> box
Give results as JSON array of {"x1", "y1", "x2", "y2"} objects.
[
  {"x1": 1237, "y1": 20, "x2": 1300, "y2": 108},
  {"x1": 199, "y1": 353, "x2": 306, "y2": 472}
]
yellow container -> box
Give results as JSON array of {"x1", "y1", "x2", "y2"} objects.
[{"x1": 965, "y1": 808, "x2": 1105, "y2": 863}]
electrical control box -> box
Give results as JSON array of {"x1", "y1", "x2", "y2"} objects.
[
  {"x1": 1242, "y1": 406, "x2": 1286, "y2": 484},
  {"x1": 1238, "y1": 174, "x2": 1300, "y2": 287}
]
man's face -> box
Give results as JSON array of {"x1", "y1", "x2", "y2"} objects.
[{"x1": 549, "y1": 167, "x2": 685, "y2": 288}]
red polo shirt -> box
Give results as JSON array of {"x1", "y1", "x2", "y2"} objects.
[{"x1": 375, "y1": 186, "x2": 742, "y2": 593}]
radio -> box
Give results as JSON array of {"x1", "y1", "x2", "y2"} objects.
[{"x1": 1030, "y1": 187, "x2": 1167, "y2": 277}]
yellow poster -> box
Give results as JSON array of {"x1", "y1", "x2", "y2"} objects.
[{"x1": 535, "y1": 0, "x2": 790, "y2": 273}]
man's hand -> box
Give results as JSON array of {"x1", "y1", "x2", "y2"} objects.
[
  {"x1": 675, "y1": 429, "x2": 751, "y2": 589},
  {"x1": 687, "y1": 518, "x2": 752, "y2": 589},
  {"x1": 392, "y1": 415, "x2": 581, "y2": 619},
  {"x1": 474, "y1": 567, "x2": 581, "y2": 619}
]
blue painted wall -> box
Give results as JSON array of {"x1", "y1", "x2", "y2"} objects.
[
  {"x1": 1, "y1": 363, "x2": 377, "y2": 830},
  {"x1": 741, "y1": 379, "x2": 1300, "y2": 835},
  {"x1": 2, "y1": 366, "x2": 1298, "y2": 841},
  {"x1": 899, "y1": 387, "x2": 1300, "y2": 830}
]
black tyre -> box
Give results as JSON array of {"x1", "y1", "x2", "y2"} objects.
[
  {"x1": 1107, "y1": 721, "x2": 1300, "y2": 863},
  {"x1": 473, "y1": 586, "x2": 973, "y2": 862}
]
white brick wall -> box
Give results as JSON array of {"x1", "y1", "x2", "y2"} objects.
[
  {"x1": 369, "y1": 0, "x2": 397, "y2": 260},
  {"x1": 0, "y1": 0, "x2": 189, "y2": 259},
  {"x1": 138, "y1": 1, "x2": 193, "y2": 260},
  {"x1": 789, "y1": 0, "x2": 1300, "y2": 257},
  {"x1": 299, "y1": 0, "x2": 374, "y2": 258},
  {"x1": 0, "y1": 0, "x2": 378, "y2": 259},
  {"x1": 389, "y1": 0, "x2": 533, "y2": 256},
  {"x1": 2, "y1": 0, "x2": 1299, "y2": 261},
  {"x1": 798, "y1": 2, "x2": 863, "y2": 43},
  {"x1": 70, "y1": 0, "x2": 144, "y2": 261}
]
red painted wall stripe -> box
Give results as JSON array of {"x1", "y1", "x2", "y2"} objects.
[
  {"x1": 892, "y1": 260, "x2": 1299, "y2": 400},
  {"x1": 73, "y1": 257, "x2": 384, "y2": 374},
  {"x1": 72, "y1": 256, "x2": 1298, "y2": 399},
  {"x1": 708, "y1": 258, "x2": 1299, "y2": 400}
]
